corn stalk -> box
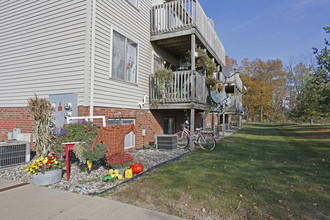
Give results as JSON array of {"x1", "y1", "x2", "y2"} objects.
[{"x1": 27, "y1": 94, "x2": 54, "y2": 159}]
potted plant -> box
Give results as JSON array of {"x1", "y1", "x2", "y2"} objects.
[
  {"x1": 154, "y1": 68, "x2": 174, "y2": 98},
  {"x1": 25, "y1": 154, "x2": 65, "y2": 185}
]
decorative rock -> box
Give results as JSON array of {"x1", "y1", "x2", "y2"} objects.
[{"x1": 0, "y1": 148, "x2": 189, "y2": 194}]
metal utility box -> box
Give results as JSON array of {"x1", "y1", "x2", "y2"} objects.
[
  {"x1": 49, "y1": 93, "x2": 78, "y2": 128},
  {"x1": 155, "y1": 135, "x2": 177, "y2": 150}
]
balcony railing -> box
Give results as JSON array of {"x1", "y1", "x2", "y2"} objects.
[
  {"x1": 151, "y1": 0, "x2": 225, "y2": 64},
  {"x1": 150, "y1": 70, "x2": 208, "y2": 105},
  {"x1": 219, "y1": 72, "x2": 243, "y2": 92}
]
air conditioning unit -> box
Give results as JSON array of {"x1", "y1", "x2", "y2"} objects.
[
  {"x1": 0, "y1": 141, "x2": 30, "y2": 168},
  {"x1": 155, "y1": 135, "x2": 177, "y2": 150}
]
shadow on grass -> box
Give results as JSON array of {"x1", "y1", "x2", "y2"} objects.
[
  {"x1": 239, "y1": 123, "x2": 330, "y2": 140},
  {"x1": 106, "y1": 123, "x2": 330, "y2": 219}
]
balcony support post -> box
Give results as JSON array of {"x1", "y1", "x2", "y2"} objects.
[
  {"x1": 190, "y1": 108, "x2": 195, "y2": 149},
  {"x1": 191, "y1": 33, "x2": 196, "y2": 100},
  {"x1": 222, "y1": 111, "x2": 225, "y2": 137},
  {"x1": 190, "y1": 33, "x2": 196, "y2": 149}
]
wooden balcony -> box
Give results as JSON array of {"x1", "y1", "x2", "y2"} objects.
[
  {"x1": 219, "y1": 72, "x2": 243, "y2": 92},
  {"x1": 151, "y1": 0, "x2": 225, "y2": 65},
  {"x1": 150, "y1": 70, "x2": 208, "y2": 109}
]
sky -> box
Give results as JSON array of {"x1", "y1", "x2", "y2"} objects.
[{"x1": 199, "y1": 0, "x2": 330, "y2": 66}]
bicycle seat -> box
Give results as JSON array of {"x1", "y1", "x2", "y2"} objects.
[{"x1": 196, "y1": 127, "x2": 203, "y2": 131}]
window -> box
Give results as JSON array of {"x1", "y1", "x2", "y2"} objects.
[
  {"x1": 108, "y1": 118, "x2": 135, "y2": 149},
  {"x1": 111, "y1": 30, "x2": 138, "y2": 83},
  {"x1": 127, "y1": 0, "x2": 138, "y2": 8},
  {"x1": 163, "y1": 118, "x2": 175, "y2": 134}
]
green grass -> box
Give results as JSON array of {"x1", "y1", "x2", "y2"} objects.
[{"x1": 102, "y1": 123, "x2": 330, "y2": 219}]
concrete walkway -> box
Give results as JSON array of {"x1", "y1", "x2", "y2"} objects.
[{"x1": 0, "y1": 178, "x2": 182, "y2": 220}]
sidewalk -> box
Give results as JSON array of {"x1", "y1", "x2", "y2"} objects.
[{"x1": 0, "y1": 178, "x2": 182, "y2": 220}]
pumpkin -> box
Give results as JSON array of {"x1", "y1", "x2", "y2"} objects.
[{"x1": 130, "y1": 163, "x2": 144, "y2": 174}]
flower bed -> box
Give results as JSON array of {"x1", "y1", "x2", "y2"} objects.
[{"x1": 0, "y1": 148, "x2": 189, "y2": 194}]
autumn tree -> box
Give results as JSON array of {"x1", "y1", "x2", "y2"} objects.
[
  {"x1": 241, "y1": 58, "x2": 287, "y2": 121},
  {"x1": 225, "y1": 56, "x2": 238, "y2": 70}
]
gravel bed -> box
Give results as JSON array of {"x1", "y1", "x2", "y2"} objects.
[{"x1": 0, "y1": 148, "x2": 189, "y2": 195}]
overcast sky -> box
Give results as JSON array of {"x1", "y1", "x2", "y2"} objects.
[{"x1": 199, "y1": 0, "x2": 330, "y2": 66}]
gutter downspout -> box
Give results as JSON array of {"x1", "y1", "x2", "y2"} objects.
[{"x1": 90, "y1": 0, "x2": 97, "y2": 119}]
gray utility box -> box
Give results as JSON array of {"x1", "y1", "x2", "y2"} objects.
[
  {"x1": 49, "y1": 93, "x2": 78, "y2": 129},
  {"x1": 155, "y1": 135, "x2": 177, "y2": 150}
]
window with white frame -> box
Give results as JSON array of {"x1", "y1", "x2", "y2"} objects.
[
  {"x1": 108, "y1": 118, "x2": 135, "y2": 149},
  {"x1": 127, "y1": 0, "x2": 138, "y2": 8},
  {"x1": 111, "y1": 30, "x2": 138, "y2": 83}
]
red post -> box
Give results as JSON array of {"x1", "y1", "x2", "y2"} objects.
[{"x1": 65, "y1": 144, "x2": 75, "y2": 180}]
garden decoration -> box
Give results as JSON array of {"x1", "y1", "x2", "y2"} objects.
[
  {"x1": 90, "y1": 123, "x2": 136, "y2": 161},
  {"x1": 25, "y1": 155, "x2": 65, "y2": 185},
  {"x1": 125, "y1": 168, "x2": 133, "y2": 179},
  {"x1": 27, "y1": 94, "x2": 54, "y2": 159},
  {"x1": 103, "y1": 169, "x2": 123, "y2": 182},
  {"x1": 87, "y1": 160, "x2": 93, "y2": 172},
  {"x1": 106, "y1": 152, "x2": 134, "y2": 169},
  {"x1": 130, "y1": 162, "x2": 144, "y2": 174},
  {"x1": 102, "y1": 175, "x2": 113, "y2": 182},
  {"x1": 73, "y1": 142, "x2": 107, "y2": 173}
]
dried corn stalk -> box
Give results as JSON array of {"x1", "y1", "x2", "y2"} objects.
[{"x1": 27, "y1": 94, "x2": 54, "y2": 159}]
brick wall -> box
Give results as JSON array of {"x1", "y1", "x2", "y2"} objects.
[
  {"x1": 78, "y1": 106, "x2": 165, "y2": 149},
  {"x1": 78, "y1": 106, "x2": 191, "y2": 149},
  {"x1": 0, "y1": 105, "x2": 198, "y2": 151},
  {"x1": 0, "y1": 107, "x2": 35, "y2": 149}
]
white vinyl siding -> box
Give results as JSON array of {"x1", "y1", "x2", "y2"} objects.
[
  {"x1": 0, "y1": 0, "x2": 89, "y2": 107},
  {"x1": 93, "y1": 0, "x2": 152, "y2": 109},
  {"x1": 127, "y1": 0, "x2": 139, "y2": 8}
]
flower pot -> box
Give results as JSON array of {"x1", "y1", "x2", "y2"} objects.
[{"x1": 32, "y1": 169, "x2": 63, "y2": 186}]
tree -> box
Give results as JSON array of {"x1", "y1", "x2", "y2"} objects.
[
  {"x1": 313, "y1": 26, "x2": 330, "y2": 72},
  {"x1": 291, "y1": 27, "x2": 330, "y2": 121},
  {"x1": 285, "y1": 57, "x2": 313, "y2": 111},
  {"x1": 225, "y1": 56, "x2": 238, "y2": 69},
  {"x1": 241, "y1": 58, "x2": 287, "y2": 121}
]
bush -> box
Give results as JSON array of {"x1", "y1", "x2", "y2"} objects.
[
  {"x1": 53, "y1": 120, "x2": 99, "y2": 155},
  {"x1": 73, "y1": 141, "x2": 107, "y2": 164}
]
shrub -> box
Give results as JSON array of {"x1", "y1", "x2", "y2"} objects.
[
  {"x1": 54, "y1": 120, "x2": 99, "y2": 155},
  {"x1": 73, "y1": 141, "x2": 108, "y2": 164}
]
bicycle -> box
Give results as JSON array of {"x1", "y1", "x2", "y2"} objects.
[{"x1": 176, "y1": 121, "x2": 217, "y2": 151}]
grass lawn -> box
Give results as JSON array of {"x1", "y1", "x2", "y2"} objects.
[{"x1": 101, "y1": 123, "x2": 330, "y2": 219}]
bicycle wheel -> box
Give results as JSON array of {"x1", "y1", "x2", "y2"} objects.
[
  {"x1": 176, "y1": 131, "x2": 189, "y2": 148},
  {"x1": 198, "y1": 133, "x2": 216, "y2": 151}
]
